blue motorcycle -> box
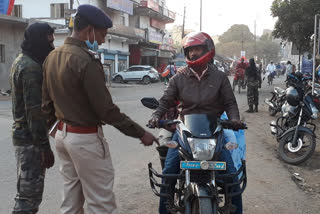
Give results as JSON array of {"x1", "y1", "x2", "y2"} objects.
[{"x1": 142, "y1": 98, "x2": 247, "y2": 214}]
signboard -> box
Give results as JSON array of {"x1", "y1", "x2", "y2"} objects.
[
  {"x1": 168, "y1": 10, "x2": 175, "y2": 19},
  {"x1": 107, "y1": 0, "x2": 133, "y2": 15},
  {"x1": 65, "y1": 9, "x2": 76, "y2": 28},
  {"x1": 148, "y1": 28, "x2": 163, "y2": 44},
  {"x1": 0, "y1": 0, "x2": 15, "y2": 15},
  {"x1": 140, "y1": 0, "x2": 159, "y2": 12},
  {"x1": 301, "y1": 56, "x2": 313, "y2": 73},
  {"x1": 148, "y1": 29, "x2": 162, "y2": 44},
  {"x1": 150, "y1": 18, "x2": 164, "y2": 29}
]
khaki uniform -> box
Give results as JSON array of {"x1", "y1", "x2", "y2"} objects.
[{"x1": 42, "y1": 37, "x2": 145, "y2": 214}]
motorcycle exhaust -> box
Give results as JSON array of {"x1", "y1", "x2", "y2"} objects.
[{"x1": 269, "y1": 121, "x2": 277, "y2": 135}]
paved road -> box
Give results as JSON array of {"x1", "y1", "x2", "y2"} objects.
[{"x1": 0, "y1": 77, "x2": 319, "y2": 214}]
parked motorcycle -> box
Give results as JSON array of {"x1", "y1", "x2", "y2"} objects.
[
  {"x1": 264, "y1": 86, "x2": 287, "y2": 116},
  {"x1": 141, "y1": 97, "x2": 247, "y2": 214},
  {"x1": 269, "y1": 85, "x2": 318, "y2": 165}
]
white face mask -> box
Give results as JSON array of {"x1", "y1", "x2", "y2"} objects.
[{"x1": 86, "y1": 28, "x2": 98, "y2": 51}]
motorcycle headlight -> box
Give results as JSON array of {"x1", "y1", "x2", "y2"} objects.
[{"x1": 187, "y1": 138, "x2": 216, "y2": 160}]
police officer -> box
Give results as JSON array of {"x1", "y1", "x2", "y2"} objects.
[
  {"x1": 10, "y1": 23, "x2": 55, "y2": 214},
  {"x1": 42, "y1": 4, "x2": 157, "y2": 214},
  {"x1": 245, "y1": 58, "x2": 261, "y2": 112}
]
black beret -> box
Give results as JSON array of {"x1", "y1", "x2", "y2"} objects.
[{"x1": 76, "y1": 4, "x2": 113, "y2": 29}]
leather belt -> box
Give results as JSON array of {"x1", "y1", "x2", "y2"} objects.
[{"x1": 57, "y1": 121, "x2": 98, "y2": 134}]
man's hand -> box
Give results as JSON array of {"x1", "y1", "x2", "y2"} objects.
[
  {"x1": 231, "y1": 119, "x2": 246, "y2": 130},
  {"x1": 148, "y1": 116, "x2": 160, "y2": 128},
  {"x1": 140, "y1": 131, "x2": 159, "y2": 146},
  {"x1": 41, "y1": 149, "x2": 55, "y2": 169}
]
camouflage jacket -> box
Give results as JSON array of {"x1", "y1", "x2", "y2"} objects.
[{"x1": 10, "y1": 53, "x2": 50, "y2": 150}]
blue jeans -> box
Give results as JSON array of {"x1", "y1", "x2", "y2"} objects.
[
  {"x1": 159, "y1": 147, "x2": 180, "y2": 214},
  {"x1": 159, "y1": 139, "x2": 243, "y2": 214}
]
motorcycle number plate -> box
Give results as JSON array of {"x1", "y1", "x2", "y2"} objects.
[{"x1": 180, "y1": 161, "x2": 226, "y2": 170}]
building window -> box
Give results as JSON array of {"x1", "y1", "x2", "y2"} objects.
[
  {"x1": 11, "y1": 5, "x2": 22, "y2": 18},
  {"x1": 0, "y1": 44, "x2": 5, "y2": 63},
  {"x1": 122, "y1": 15, "x2": 126, "y2": 25},
  {"x1": 50, "y1": 3, "x2": 68, "y2": 18}
]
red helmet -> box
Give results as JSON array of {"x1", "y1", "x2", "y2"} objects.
[{"x1": 182, "y1": 32, "x2": 215, "y2": 68}]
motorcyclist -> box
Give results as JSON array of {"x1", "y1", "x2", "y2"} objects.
[
  {"x1": 149, "y1": 32, "x2": 243, "y2": 214},
  {"x1": 235, "y1": 57, "x2": 248, "y2": 85}
]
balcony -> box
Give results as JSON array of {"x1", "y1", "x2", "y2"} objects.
[
  {"x1": 108, "y1": 24, "x2": 146, "y2": 41},
  {"x1": 134, "y1": 0, "x2": 175, "y2": 23}
]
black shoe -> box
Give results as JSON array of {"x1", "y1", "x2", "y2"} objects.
[{"x1": 246, "y1": 105, "x2": 254, "y2": 113}]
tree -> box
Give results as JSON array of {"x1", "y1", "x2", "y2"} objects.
[
  {"x1": 271, "y1": 0, "x2": 320, "y2": 54},
  {"x1": 219, "y1": 24, "x2": 254, "y2": 44},
  {"x1": 216, "y1": 24, "x2": 281, "y2": 63}
]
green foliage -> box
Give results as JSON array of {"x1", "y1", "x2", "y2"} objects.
[
  {"x1": 216, "y1": 24, "x2": 281, "y2": 63},
  {"x1": 218, "y1": 24, "x2": 254, "y2": 43},
  {"x1": 271, "y1": 0, "x2": 320, "y2": 53}
]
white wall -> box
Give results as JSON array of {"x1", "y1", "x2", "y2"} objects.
[
  {"x1": 139, "y1": 16, "x2": 149, "y2": 29},
  {"x1": 100, "y1": 39, "x2": 129, "y2": 53},
  {"x1": 0, "y1": 22, "x2": 26, "y2": 90}
]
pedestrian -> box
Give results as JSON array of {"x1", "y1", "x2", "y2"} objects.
[
  {"x1": 245, "y1": 58, "x2": 261, "y2": 113},
  {"x1": 286, "y1": 61, "x2": 293, "y2": 74},
  {"x1": 41, "y1": 4, "x2": 158, "y2": 214},
  {"x1": 9, "y1": 23, "x2": 55, "y2": 214}
]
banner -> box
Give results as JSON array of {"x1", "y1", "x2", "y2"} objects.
[{"x1": 0, "y1": 0, "x2": 15, "y2": 15}]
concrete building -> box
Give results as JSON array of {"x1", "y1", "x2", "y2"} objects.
[
  {"x1": 0, "y1": 14, "x2": 28, "y2": 90},
  {"x1": 12, "y1": 0, "x2": 176, "y2": 75}
]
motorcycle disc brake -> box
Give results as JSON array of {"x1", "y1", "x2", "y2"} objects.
[{"x1": 288, "y1": 138, "x2": 303, "y2": 152}]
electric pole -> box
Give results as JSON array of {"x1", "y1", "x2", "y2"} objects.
[
  {"x1": 241, "y1": 30, "x2": 244, "y2": 51},
  {"x1": 70, "y1": 0, "x2": 73, "y2": 9},
  {"x1": 200, "y1": 0, "x2": 202, "y2": 31},
  {"x1": 182, "y1": 6, "x2": 186, "y2": 39},
  {"x1": 254, "y1": 20, "x2": 257, "y2": 59}
]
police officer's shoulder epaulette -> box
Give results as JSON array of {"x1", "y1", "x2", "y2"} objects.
[{"x1": 87, "y1": 49, "x2": 101, "y2": 60}]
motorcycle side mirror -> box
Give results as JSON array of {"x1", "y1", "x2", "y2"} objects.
[{"x1": 141, "y1": 97, "x2": 160, "y2": 109}]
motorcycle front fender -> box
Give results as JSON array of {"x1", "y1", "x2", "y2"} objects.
[
  {"x1": 265, "y1": 98, "x2": 275, "y2": 108},
  {"x1": 184, "y1": 183, "x2": 215, "y2": 214},
  {"x1": 279, "y1": 125, "x2": 316, "y2": 139}
]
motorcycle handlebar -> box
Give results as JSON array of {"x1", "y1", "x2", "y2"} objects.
[
  {"x1": 219, "y1": 120, "x2": 247, "y2": 130},
  {"x1": 147, "y1": 119, "x2": 247, "y2": 130}
]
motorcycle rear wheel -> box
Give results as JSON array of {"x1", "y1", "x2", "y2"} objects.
[
  {"x1": 191, "y1": 198, "x2": 217, "y2": 214},
  {"x1": 278, "y1": 130, "x2": 316, "y2": 165}
]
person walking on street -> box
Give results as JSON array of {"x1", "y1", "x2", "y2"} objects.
[
  {"x1": 41, "y1": 5, "x2": 157, "y2": 214},
  {"x1": 10, "y1": 23, "x2": 55, "y2": 214},
  {"x1": 245, "y1": 58, "x2": 261, "y2": 113}
]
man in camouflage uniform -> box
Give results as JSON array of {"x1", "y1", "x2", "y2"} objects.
[
  {"x1": 245, "y1": 58, "x2": 261, "y2": 113},
  {"x1": 10, "y1": 23, "x2": 55, "y2": 214}
]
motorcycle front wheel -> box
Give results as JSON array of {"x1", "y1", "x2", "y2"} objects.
[
  {"x1": 191, "y1": 198, "x2": 217, "y2": 214},
  {"x1": 278, "y1": 130, "x2": 316, "y2": 165}
]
